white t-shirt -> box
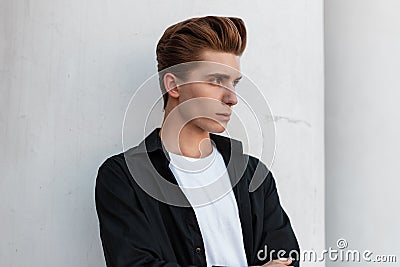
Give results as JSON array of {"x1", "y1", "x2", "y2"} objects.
[{"x1": 168, "y1": 143, "x2": 248, "y2": 267}]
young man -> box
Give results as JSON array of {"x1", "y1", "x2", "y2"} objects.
[{"x1": 95, "y1": 16, "x2": 300, "y2": 267}]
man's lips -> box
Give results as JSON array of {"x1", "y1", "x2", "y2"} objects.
[{"x1": 215, "y1": 113, "x2": 231, "y2": 121}]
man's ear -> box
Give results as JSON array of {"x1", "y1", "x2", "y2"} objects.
[{"x1": 163, "y1": 73, "x2": 180, "y2": 99}]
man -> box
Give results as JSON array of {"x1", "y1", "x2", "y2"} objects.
[{"x1": 95, "y1": 16, "x2": 300, "y2": 267}]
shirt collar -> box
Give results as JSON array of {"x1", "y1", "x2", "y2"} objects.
[{"x1": 132, "y1": 127, "x2": 244, "y2": 162}]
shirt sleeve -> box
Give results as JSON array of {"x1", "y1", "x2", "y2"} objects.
[
  {"x1": 94, "y1": 157, "x2": 183, "y2": 267},
  {"x1": 256, "y1": 163, "x2": 301, "y2": 267}
]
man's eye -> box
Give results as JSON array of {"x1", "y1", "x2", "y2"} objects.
[
  {"x1": 233, "y1": 80, "x2": 240, "y2": 87},
  {"x1": 210, "y1": 78, "x2": 223, "y2": 84}
]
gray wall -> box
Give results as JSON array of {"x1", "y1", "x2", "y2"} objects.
[
  {"x1": 1, "y1": 1, "x2": 324, "y2": 266},
  {"x1": 325, "y1": 0, "x2": 400, "y2": 266}
]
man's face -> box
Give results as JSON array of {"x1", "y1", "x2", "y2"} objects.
[{"x1": 173, "y1": 50, "x2": 242, "y2": 133}]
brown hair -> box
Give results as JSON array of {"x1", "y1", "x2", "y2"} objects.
[{"x1": 156, "y1": 16, "x2": 247, "y2": 109}]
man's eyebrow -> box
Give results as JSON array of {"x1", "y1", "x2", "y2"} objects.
[{"x1": 205, "y1": 73, "x2": 243, "y2": 80}]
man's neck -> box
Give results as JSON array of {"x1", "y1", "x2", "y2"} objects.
[{"x1": 159, "y1": 120, "x2": 213, "y2": 159}]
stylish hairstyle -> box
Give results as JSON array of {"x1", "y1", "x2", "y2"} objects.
[{"x1": 156, "y1": 16, "x2": 247, "y2": 109}]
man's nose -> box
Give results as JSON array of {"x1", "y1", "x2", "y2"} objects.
[{"x1": 222, "y1": 86, "x2": 238, "y2": 107}]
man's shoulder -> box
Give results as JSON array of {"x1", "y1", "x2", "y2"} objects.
[
  {"x1": 97, "y1": 139, "x2": 151, "y2": 172},
  {"x1": 210, "y1": 132, "x2": 272, "y2": 182},
  {"x1": 98, "y1": 151, "x2": 126, "y2": 170},
  {"x1": 95, "y1": 151, "x2": 134, "y2": 188},
  {"x1": 239, "y1": 152, "x2": 275, "y2": 194}
]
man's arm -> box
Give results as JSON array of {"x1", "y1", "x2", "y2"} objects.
[
  {"x1": 95, "y1": 157, "x2": 183, "y2": 267},
  {"x1": 263, "y1": 171, "x2": 300, "y2": 267},
  {"x1": 252, "y1": 160, "x2": 300, "y2": 267}
]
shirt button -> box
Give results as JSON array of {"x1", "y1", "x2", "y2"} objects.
[{"x1": 195, "y1": 247, "x2": 201, "y2": 253}]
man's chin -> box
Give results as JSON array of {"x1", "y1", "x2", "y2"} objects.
[
  {"x1": 190, "y1": 118, "x2": 228, "y2": 134},
  {"x1": 204, "y1": 122, "x2": 227, "y2": 134}
]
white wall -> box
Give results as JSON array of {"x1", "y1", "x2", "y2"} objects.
[
  {"x1": 0, "y1": 1, "x2": 324, "y2": 266},
  {"x1": 325, "y1": 0, "x2": 400, "y2": 266}
]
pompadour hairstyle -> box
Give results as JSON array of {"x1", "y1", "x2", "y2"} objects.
[{"x1": 156, "y1": 16, "x2": 247, "y2": 109}]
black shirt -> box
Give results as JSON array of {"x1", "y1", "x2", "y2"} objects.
[{"x1": 95, "y1": 127, "x2": 300, "y2": 267}]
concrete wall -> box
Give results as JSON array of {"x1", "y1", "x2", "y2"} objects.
[
  {"x1": 325, "y1": 0, "x2": 400, "y2": 266},
  {"x1": 1, "y1": 1, "x2": 324, "y2": 266}
]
